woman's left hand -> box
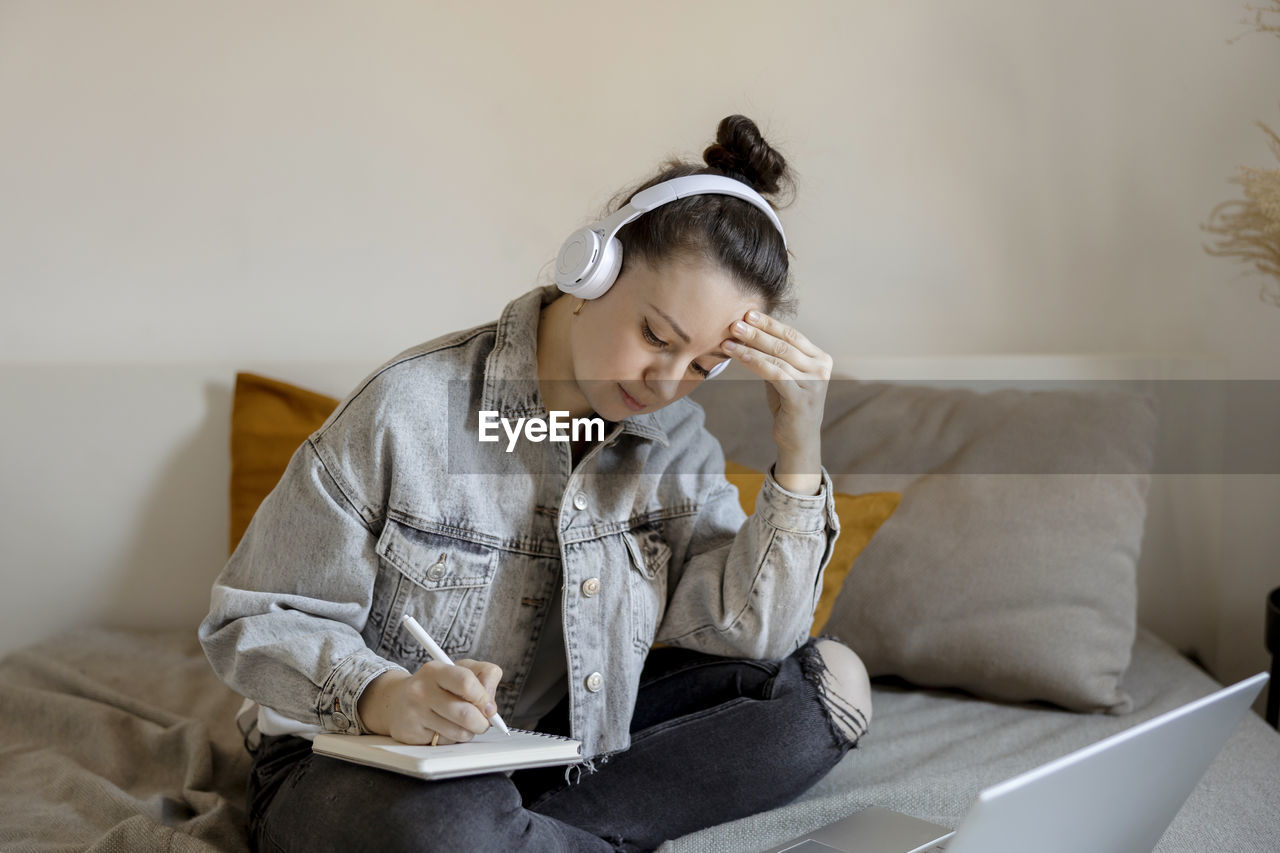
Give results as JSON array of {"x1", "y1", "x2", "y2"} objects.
[{"x1": 722, "y1": 310, "x2": 832, "y2": 493}]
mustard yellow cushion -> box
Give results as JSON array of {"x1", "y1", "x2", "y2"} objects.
[
  {"x1": 229, "y1": 372, "x2": 339, "y2": 556},
  {"x1": 723, "y1": 460, "x2": 900, "y2": 635}
]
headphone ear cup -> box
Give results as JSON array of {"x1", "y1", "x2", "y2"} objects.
[
  {"x1": 571, "y1": 234, "x2": 622, "y2": 300},
  {"x1": 555, "y1": 227, "x2": 601, "y2": 294}
]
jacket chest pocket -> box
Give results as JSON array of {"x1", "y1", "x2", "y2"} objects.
[
  {"x1": 622, "y1": 526, "x2": 670, "y2": 654},
  {"x1": 373, "y1": 520, "x2": 499, "y2": 661}
]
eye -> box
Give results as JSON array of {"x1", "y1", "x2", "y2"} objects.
[
  {"x1": 643, "y1": 319, "x2": 713, "y2": 378},
  {"x1": 641, "y1": 320, "x2": 666, "y2": 348}
]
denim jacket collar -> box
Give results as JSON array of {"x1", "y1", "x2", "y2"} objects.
[{"x1": 480, "y1": 284, "x2": 669, "y2": 448}]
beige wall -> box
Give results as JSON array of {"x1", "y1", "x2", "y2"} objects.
[{"x1": 2, "y1": 1, "x2": 1278, "y2": 688}]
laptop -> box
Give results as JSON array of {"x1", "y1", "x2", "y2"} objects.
[{"x1": 761, "y1": 672, "x2": 1269, "y2": 853}]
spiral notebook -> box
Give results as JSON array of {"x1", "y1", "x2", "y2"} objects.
[{"x1": 312, "y1": 728, "x2": 583, "y2": 781}]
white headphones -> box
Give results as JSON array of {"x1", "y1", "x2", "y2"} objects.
[{"x1": 554, "y1": 174, "x2": 787, "y2": 379}]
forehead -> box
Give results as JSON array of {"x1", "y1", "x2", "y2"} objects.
[{"x1": 630, "y1": 258, "x2": 762, "y2": 330}]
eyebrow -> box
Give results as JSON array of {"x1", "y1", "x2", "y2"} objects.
[{"x1": 647, "y1": 302, "x2": 730, "y2": 359}]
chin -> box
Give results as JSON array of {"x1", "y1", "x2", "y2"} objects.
[{"x1": 572, "y1": 389, "x2": 617, "y2": 422}]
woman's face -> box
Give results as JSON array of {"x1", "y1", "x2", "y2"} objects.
[{"x1": 571, "y1": 255, "x2": 762, "y2": 421}]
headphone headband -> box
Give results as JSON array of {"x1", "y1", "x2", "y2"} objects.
[
  {"x1": 554, "y1": 174, "x2": 787, "y2": 300},
  {"x1": 594, "y1": 174, "x2": 787, "y2": 252}
]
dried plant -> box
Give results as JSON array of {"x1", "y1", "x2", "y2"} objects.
[
  {"x1": 1203, "y1": 1, "x2": 1280, "y2": 307},
  {"x1": 1232, "y1": 1, "x2": 1280, "y2": 41},
  {"x1": 1203, "y1": 122, "x2": 1280, "y2": 307}
]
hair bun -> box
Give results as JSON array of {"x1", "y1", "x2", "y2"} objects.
[{"x1": 702, "y1": 114, "x2": 792, "y2": 201}]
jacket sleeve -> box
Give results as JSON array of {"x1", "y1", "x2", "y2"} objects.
[
  {"x1": 654, "y1": 423, "x2": 842, "y2": 661},
  {"x1": 197, "y1": 437, "x2": 407, "y2": 735}
]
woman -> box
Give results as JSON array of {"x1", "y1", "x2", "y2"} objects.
[{"x1": 200, "y1": 114, "x2": 873, "y2": 852}]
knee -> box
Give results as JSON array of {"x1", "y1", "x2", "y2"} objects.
[
  {"x1": 380, "y1": 775, "x2": 529, "y2": 853},
  {"x1": 812, "y1": 638, "x2": 873, "y2": 743}
]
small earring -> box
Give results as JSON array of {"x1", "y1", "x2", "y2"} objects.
[{"x1": 572, "y1": 298, "x2": 585, "y2": 316}]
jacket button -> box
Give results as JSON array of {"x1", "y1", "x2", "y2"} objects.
[
  {"x1": 581, "y1": 577, "x2": 601, "y2": 597},
  {"x1": 572, "y1": 492, "x2": 588, "y2": 511},
  {"x1": 333, "y1": 711, "x2": 349, "y2": 730},
  {"x1": 585, "y1": 671, "x2": 604, "y2": 692},
  {"x1": 425, "y1": 554, "x2": 447, "y2": 581}
]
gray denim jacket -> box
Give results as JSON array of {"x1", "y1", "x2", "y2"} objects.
[{"x1": 199, "y1": 284, "x2": 841, "y2": 760}]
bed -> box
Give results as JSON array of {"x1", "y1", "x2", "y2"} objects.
[{"x1": 0, "y1": 362, "x2": 1277, "y2": 852}]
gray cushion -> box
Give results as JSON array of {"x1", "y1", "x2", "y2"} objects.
[{"x1": 690, "y1": 375, "x2": 1158, "y2": 713}]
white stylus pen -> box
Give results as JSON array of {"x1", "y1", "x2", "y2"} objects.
[{"x1": 401, "y1": 614, "x2": 511, "y2": 736}]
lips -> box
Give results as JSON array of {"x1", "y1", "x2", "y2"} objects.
[{"x1": 619, "y1": 384, "x2": 647, "y2": 411}]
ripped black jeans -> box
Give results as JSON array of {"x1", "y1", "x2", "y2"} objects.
[{"x1": 245, "y1": 637, "x2": 866, "y2": 853}]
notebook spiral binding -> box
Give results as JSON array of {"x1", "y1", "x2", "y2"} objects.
[{"x1": 510, "y1": 727, "x2": 574, "y2": 740}]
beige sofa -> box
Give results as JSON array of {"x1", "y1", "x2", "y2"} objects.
[{"x1": 0, "y1": 365, "x2": 1276, "y2": 852}]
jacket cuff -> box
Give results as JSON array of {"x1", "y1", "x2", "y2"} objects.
[
  {"x1": 757, "y1": 463, "x2": 841, "y2": 536},
  {"x1": 317, "y1": 647, "x2": 409, "y2": 734}
]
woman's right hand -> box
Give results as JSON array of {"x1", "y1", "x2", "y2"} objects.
[{"x1": 357, "y1": 658, "x2": 502, "y2": 744}]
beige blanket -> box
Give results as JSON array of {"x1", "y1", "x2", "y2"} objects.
[
  {"x1": 1, "y1": 626, "x2": 1277, "y2": 852},
  {"x1": 0, "y1": 628, "x2": 251, "y2": 852}
]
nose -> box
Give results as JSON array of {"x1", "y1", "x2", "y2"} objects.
[{"x1": 643, "y1": 360, "x2": 687, "y2": 405}]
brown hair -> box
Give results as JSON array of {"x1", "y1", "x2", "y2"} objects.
[{"x1": 598, "y1": 115, "x2": 799, "y2": 317}]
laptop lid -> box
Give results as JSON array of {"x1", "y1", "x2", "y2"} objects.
[{"x1": 943, "y1": 672, "x2": 1269, "y2": 853}]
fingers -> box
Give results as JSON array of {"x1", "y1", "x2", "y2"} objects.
[
  {"x1": 398, "y1": 719, "x2": 466, "y2": 746},
  {"x1": 389, "y1": 710, "x2": 468, "y2": 747},
  {"x1": 435, "y1": 660, "x2": 491, "y2": 708},
  {"x1": 405, "y1": 661, "x2": 499, "y2": 737},
  {"x1": 436, "y1": 694, "x2": 492, "y2": 736},
  {"x1": 457, "y1": 659, "x2": 503, "y2": 711},
  {"x1": 735, "y1": 310, "x2": 821, "y2": 358},
  {"x1": 436, "y1": 665, "x2": 495, "y2": 734},
  {"x1": 425, "y1": 705, "x2": 485, "y2": 742},
  {"x1": 725, "y1": 311, "x2": 832, "y2": 381},
  {"x1": 725, "y1": 314, "x2": 799, "y2": 375}
]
